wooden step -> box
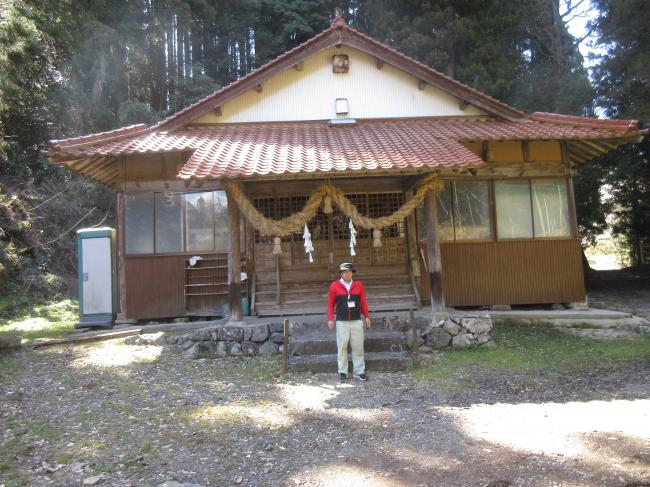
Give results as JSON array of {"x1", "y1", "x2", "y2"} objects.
[
  {"x1": 255, "y1": 266, "x2": 409, "y2": 282},
  {"x1": 255, "y1": 283, "x2": 414, "y2": 298},
  {"x1": 255, "y1": 300, "x2": 418, "y2": 317},
  {"x1": 256, "y1": 274, "x2": 412, "y2": 288}
]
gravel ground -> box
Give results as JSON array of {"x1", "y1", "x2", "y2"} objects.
[
  {"x1": 1, "y1": 330, "x2": 650, "y2": 487},
  {"x1": 2, "y1": 266, "x2": 650, "y2": 487}
]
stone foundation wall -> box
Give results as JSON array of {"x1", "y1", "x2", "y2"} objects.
[
  {"x1": 152, "y1": 314, "x2": 494, "y2": 359},
  {"x1": 420, "y1": 315, "x2": 495, "y2": 351},
  {"x1": 163, "y1": 323, "x2": 286, "y2": 359}
]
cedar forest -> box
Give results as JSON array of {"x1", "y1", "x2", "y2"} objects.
[{"x1": 0, "y1": 0, "x2": 648, "y2": 305}]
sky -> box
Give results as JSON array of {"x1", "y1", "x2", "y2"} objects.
[{"x1": 563, "y1": 0, "x2": 606, "y2": 69}]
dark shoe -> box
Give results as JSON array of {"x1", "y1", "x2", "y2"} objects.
[
  {"x1": 339, "y1": 373, "x2": 347, "y2": 383},
  {"x1": 354, "y1": 373, "x2": 368, "y2": 381}
]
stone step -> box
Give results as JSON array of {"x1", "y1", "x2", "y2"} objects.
[
  {"x1": 289, "y1": 351, "x2": 412, "y2": 372},
  {"x1": 290, "y1": 330, "x2": 405, "y2": 355},
  {"x1": 286, "y1": 314, "x2": 427, "y2": 335}
]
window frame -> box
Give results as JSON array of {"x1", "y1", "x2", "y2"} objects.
[
  {"x1": 435, "y1": 180, "x2": 494, "y2": 243},
  {"x1": 431, "y1": 176, "x2": 575, "y2": 244},
  {"x1": 494, "y1": 176, "x2": 573, "y2": 241},
  {"x1": 124, "y1": 189, "x2": 232, "y2": 257}
]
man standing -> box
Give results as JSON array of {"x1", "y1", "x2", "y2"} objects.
[{"x1": 327, "y1": 263, "x2": 372, "y2": 382}]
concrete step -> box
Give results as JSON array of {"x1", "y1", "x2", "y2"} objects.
[
  {"x1": 488, "y1": 309, "x2": 634, "y2": 320},
  {"x1": 289, "y1": 351, "x2": 412, "y2": 372},
  {"x1": 290, "y1": 330, "x2": 405, "y2": 355}
]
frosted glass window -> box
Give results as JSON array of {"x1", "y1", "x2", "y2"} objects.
[
  {"x1": 125, "y1": 193, "x2": 153, "y2": 254},
  {"x1": 213, "y1": 191, "x2": 229, "y2": 252},
  {"x1": 532, "y1": 179, "x2": 570, "y2": 237},
  {"x1": 185, "y1": 192, "x2": 214, "y2": 252},
  {"x1": 495, "y1": 180, "x2": 533, "y2": 238},
  {"x1": 155, "y1": 193, "x2": 183, "y2": 253},
  {"x1": 436, "y1": 182, "x2": 454, "y2": 241},
  {"x1": 453, "y1": 181, "x2": 492, "y2": 240}
]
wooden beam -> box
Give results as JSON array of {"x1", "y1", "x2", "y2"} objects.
[
  {"x1": 458, "y1": 99, "x2": 469, "y2": 110},
  {"x1": 566, "y1": 177, "x2": 578, "y2": 238},
  {"x1": 227, "y1": 192, "x2": 243, "y2": 322},
  {"x1": 375, "y1": 58, "x2": 384, "y2": 70},
  {"x1": 255, "y1": 84, "x2": 263, "y2": 93},
  {"x1": 424, "y1": 191, "x2": 445, "y2": 315},
  {"x1": 522, "y1": 141, "x2": 530, "y2": 162},
  {"x1": 214, "y1": 106, "x2": 222, "y2": 116},
  {"x1": 418, "y1": 80, "x2": 427, "y2": 91},
  {"x1": 293, "y1": 61, "x2": 304, "y2": 71},
  {"x1": 581, "y1": 139, "x2": 613, "y2": 154},
  {"x1": 116, "y1": 192, "x2": 127, "y2": 320}
]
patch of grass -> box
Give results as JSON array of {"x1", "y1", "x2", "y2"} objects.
[
  {"x1": 0, "y1": 299, "x2": 78, "y2": 340},
  {"x1": 415, "y1": 323, "x2": 650, "y2": 386}
]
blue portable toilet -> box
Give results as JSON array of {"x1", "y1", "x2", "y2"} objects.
[{"x1": 77, "y1": 227, "x2": 116, "y2": 328}]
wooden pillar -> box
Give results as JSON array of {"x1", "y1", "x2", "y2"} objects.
[
  {"x1": 115, "y1": 191, "x2": 127, "y2": 321},
  {"x1": 424, "y1": 190, "x2": 445, "y2": 315},
  {"x1": 566, "y1": 176, "x2": 578, "y2": 238},
  {"x1": 227, "y1": 192, "x2": 242, "y2": 322}
]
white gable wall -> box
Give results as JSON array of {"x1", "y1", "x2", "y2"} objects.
[{"x1": 192, "y1": 46, "x2": 486, "y2": 124}]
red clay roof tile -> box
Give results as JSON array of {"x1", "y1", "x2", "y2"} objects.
[{"x1": 48, "y1": 118, "x2": 645, "y2": 179}]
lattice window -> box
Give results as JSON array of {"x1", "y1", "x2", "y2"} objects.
[
  {"x1": 368, "y1": 192, "x2": 404, "y2": 238},
  {"x1": 253, "y1": 192, "x2": 405, "y2": 243},
  {"x1": 332, "y1": 193, "x2": 369, "y2": 240},
  {"x1": 253, "y1": 196, "x2": 329, "y2": 243}
]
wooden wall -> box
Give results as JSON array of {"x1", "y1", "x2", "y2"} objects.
[
  {"x1": 124, "y1": 253, "x2": 230, "y2": 319},
  {"x1": 125, "y1": 255, "x2": 186, "y2": 319},
  {"x1": 420, "y1": 239, "x2": 586, "y2": 306}
]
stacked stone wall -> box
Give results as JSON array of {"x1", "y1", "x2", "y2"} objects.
[{"x1": 155, "y1": 315, "x2": 494, "y2": 359}]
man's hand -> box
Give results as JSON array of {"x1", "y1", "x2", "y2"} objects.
[
  {"x1": 327, "y1": 320, "x2": 335, "y2": 331},
  {"x1": 365, "y1": 317, "x2": 372, "y2": 329}
]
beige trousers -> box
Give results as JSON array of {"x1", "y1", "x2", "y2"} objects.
[{"x1": 336, "y1": 320, "x2": 365, "y2": 375}]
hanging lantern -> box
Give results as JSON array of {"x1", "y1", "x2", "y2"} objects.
[
  {"x1": 373, "y1": 229, "x2": 382, "y2": 247},
  {"x1": 349, "y1": 219, "x2": 357, "y2": 256},
  {"x1": 303, "y1": 224, "x2": 314, "y2": 263},
  {"x1": 272, "y1": 237, "x2": 283, "y2": 255}
]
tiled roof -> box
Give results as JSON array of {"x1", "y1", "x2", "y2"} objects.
[{"x1": 47, "y1": 117, "x2": 646, "y2": 179}]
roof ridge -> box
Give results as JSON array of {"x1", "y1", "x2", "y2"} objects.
[
  {"x1": 532, "y1": 112, "x2": 641, "y2": 130},
  {"x1": 47, "y1": 124, "x2": 150, "y2": 152}
]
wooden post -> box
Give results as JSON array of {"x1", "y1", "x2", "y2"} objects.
[
  {"x1": 424, "y1": 190, "x2": 445, "y2": 315},
  {"x1": 275, "y1": 255, "x2": 281, "y2": 304},
  {"x1": 410, "y1": 309, "x2": 419, "y2": 367},
  {"x1": 282, "y1": 318, "x2": 289, "y2": 375},
  {"x1": 227, "y1": 192, "x2": 242, "y2": 322},
  {"x1": 115, "y1": 191, "x2": 127, "y2": 321}
]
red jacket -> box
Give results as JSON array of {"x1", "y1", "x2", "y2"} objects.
[{"x1": 327, "y1": 279, "x2": 370, "y2": 321}]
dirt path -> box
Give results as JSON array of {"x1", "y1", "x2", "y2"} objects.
[
  {"x1": 1, "y1": 335, "x2": 649, "y2": 487},
  {"x1": 586, "y1": 265, "x2": 650, "y2": 321}
]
